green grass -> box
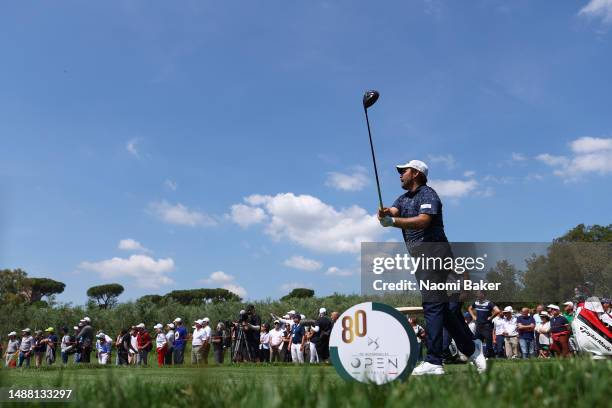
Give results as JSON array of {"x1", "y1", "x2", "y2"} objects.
[{"x1": 1, "y1": 358, "x2": 610, "y2": 407}]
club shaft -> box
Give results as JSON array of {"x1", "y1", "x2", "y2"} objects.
[{"x1": 364, "y1": 107, "x2": 384, "y2": 210}]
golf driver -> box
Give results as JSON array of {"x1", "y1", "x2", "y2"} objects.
[{"x1": 362, "y1": 90, "x2": 383, "y2": 210}]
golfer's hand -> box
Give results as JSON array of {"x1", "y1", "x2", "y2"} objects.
[
  {"x1": 378, "y1": 208, "x2": 392, "y2": 219},
  {"x1": 379, "y1": 216, "x2": 394, "y2": 227}
]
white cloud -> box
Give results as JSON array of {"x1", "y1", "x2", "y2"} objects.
[
  {"x1": 229, "y1": 193, "x2": 384, "y2": 253},
  {"x1": 229, "y1": 204, "x2": 267, "y2": 228},
  {"x1": 283, "y1": 256, "x2": 322, "y2": 271},
  {"x1": 280, "y1": 282, "x2": 311, "y2": 292},
  {"x1": 149, "y1": 201, "x2": 216, "y2": 227},
  {"x1": 325, "y1": 167, "x2": 369, "y2": 191},
  {"x1": 164, "y1": 179, "x2": 178, "y2": 191},
  {"x1": 325, "y1": 266, "x2": 354, "y2": 276},
  {"x1": 511, "y1": 152, "x2": 527, "y2": 161},
  {"x1": 537, "y1": 137, "x2": 612, "y2": 179},
  {"x1": 428, "y1": 154, "x2": 456, "y2": 169},
  {"x1": 118, "y1": 238, "x2": 151, "y2": 254},
  {"x1": 463, "y1": 170, "x2": 476, "y2": 177},
  {"x1": 126, "y1": 138, "x2": 140, "y2": 157},
  {"x1": 428, "y1": 179, "x2": 478, "y2": 198},
  {"x1": 201, "y1": 270, "x2": 235, "y2": 284},
  {"x1": 579, "y1": 0, "x2": 612, "y2": 24},
  {"x1": 221, "y1": 284, "x2": 247, "y2": 298},
  {"x1": 79, "y1": 255, "x2": 174, "y2": 289},
  {"x1": 198, "y1": 271, "x2": 247, "y2": 298}
]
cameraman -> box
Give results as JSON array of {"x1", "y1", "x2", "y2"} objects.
[{"x1": 243, "y1": 304, "x2": 261, "y2": 362}]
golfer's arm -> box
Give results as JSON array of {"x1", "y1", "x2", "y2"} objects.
[{"x1": 392, "y1": 214, "x2": 432, "y2": 230}]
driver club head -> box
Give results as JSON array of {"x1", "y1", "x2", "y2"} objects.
[{"x1": 363, "y1": 90, "x2": 379, "y2": 109}]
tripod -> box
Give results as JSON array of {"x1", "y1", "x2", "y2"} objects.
[{"x1": 232, "y1": 325, "x2": 253, "y2": 363}]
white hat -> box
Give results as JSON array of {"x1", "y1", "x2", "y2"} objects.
[
  {"x1": 154, "y1": 323, "x2": 163, "y2": 330},
  {"x1": 173, "y1": 317, "x2": 182, "y2": 323},
  {"x1": 282, "y1": 314, "x2": 290, "y2": 319},
  {"x1": 319, "y1": 307, "x2": 327, "y2": 314},
  {"x1": 22, "y1": 328, "x2": 31, "y2": 333},
  {"x1": 288, "y1": 310, "x2": 296, "y2": 315},
  {"x1": 503, "y1": 306, "x2": 513, "y2": 313},
  {"x1": 8, "y1": 331, "x2": 16, "y2": 336},
  {"x1": 547, "y1": 304, "x2": 560, "y2": 310},
  {"x1": 96, "y1": 333, "x2": 105, "y2": 339},
  {"x1": 194, "y1": 319, "x2": 203, "y2": 325},
  {"x1": 203, "y1": 317, "x2": 210, "y2": 323},
  {"x1": 167, "y1": 323, "x2": 175, "y2": 329},
  {"x1": 83, "y1": 317, "x2": 91, "y2": 323},
  {"x1": 136, "y1": 323, "x2": 145, "y2": 329},
  {"x1": 396, "y1": 160, "x2": 429, "y2": 179},
  {"x1": 240, "y1": 310, "x2": 246, "y2": 314},
  {"x1": 73, "y1": 326, "x2": 79, "y2": 330},
  {"x1": 539, "y1": 311, "x2": 550, "y2": 317},
  {"x1": 563, "y1": 301, "x2": 574, "y2": 307},
  {"x1": 301, "y1": 314, "x2": 306, "y2": 320}
]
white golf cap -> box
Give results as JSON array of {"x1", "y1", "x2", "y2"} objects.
[
  {"x1": 8, "y1": 331, "x2": 16, "y2": 336},
  {"x1": 22, "y1": 328, "x2": 31, "y2": 332},
  {"x1": 203, "y1": 317, "x2": 210, "y2": 323},
  {"x1": 319, "y1": 307, "x2": 327, "y2": 314},
  {"x1": 194, "y1": 319, "x2": 203, "y2": 325},
  {"x1": 547, "y1": 304, "x2": 560, "y2": 310},
  {"x1": 136, "y1": 323, "x2": 145, "y2": 328},
  {"x1": 396, "y1": 160, "x2": 429, "y2": 179},
  {"x1": 154, "y1": 323, "x2": 163, "y2": 330},
  {"x1": 539, "y1": 311, "x2": 549, "y2": 317},
  {"x1": 173, "y1": 317, "x2": 182, "y2": 323},
  {"x1": 282, "y1": 314, "x2": 290, "y2": 319},
  {"x1": 563, "y1": 301, "x2": 574, "y2": 307},
  {"x1": 96, "y1": 333, "x2": 105, "y2": 339},
  {"x1": 288, "y1": 310, "x2": 296, "y2": 315},
  {"x1": 503, "y1": 306, "x2": 513, "y2": 313},
  {"x1": 83, "y1": 317, "x2": 91, "y2": 323},
  {"x1": 167, "y1": 323, "x2": 175, "y2": 329},
  {"x1": 301, "y1": 314, "x2": 306, "y2": 320},
  {"x1": 73, "y1": 326, "x2": 79, "y2": 330}
]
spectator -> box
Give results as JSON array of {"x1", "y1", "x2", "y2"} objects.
[
  {"x1": 516, "y1": 308, "x2": 536, "y2": 358},
  {"x1": 281, "y1": 324, "x2": 292, "y2": 362},
  {"x1": 32, "y1": 330, "x2": 45, "y2": 368},
  {"x1": 154, "y1": 324, "x2": 167, "y2": 367},
  {"x1": 191, "y1": 319, "x2": 206, "y2": 365},
  {"x1": 244, "y1": 305, "x2": 261, "y2": 362},
  {"x1": 331, "y1": 311, "x2": 340, "y2": 325},
  {"x1": 535, "y1": 311, "x2": 551, "y2": 358},
  {"x1": 77, "y1": 317, "x2": 94, "y2": 363},
  {"x1": 532, "y1": 305, "x2": 545, "y2": 354},
  {"x1": 136, "y1": 323, "x2": 152, "y2": 366},
  {"x1": 290, "y1": 313, "x2": 306, "y2": 364},
  {"x1": 548, "y1": 304, "x2": 570, "y2": 357},
  {"x1": 173, "y1": 318, "x2": 187, "y2": 365},
  {"x1": 269, "y1": 320, "x2": 284, "y2": 363},
  {"x1": 201, "y1": 318, "x2": 212, "y2": 365},
  {"x1": 164, "y1": 323, "x2": 175, "y2": 365},
  {"x1": 492, "y1": 313, "x2": 506, "y2": 358},
  {"x1": 129, "y1": 327, "x2": 138, "y2": 365},
  {"x1": 211, "y1": 322, "x2": 225, "y2": 364},
  {"x1": 260, "y1": 323, "x2": 271, "y2": 363},
  {"x1": 117, "y1": 328, "x2": 130, "y2": 365},
  {"x1": 73, "y1": 325, "x2": 82, "y2": 363},
  {"x1": 96, "y1": 333, "x2": 111, "y2": 364},
  {"x1": 501, "y1": 306, "x2": 519, "y2": 359},
  {"x1": 43, "y1": 327, "x2": 57, "y2": 365},
  {"x1": 563, "y1": 301, "x2": 578, "y2": 353},
  {"x1": 305, "y1": 326, "x2": 318, "y2": 364},
  {"x1": 409, "y1": 317, "x2": 426, "y2": 361},
  {"x1": 468, "y1": 292, "x2": 500, "y2": 358},
  {"x1": 18, "y1": 329, "x2": 33, "y2": 368},
  {"x1": 311, "y1": 308, "x2": 333, "y2": 363},
  {"x1": 5, "y1": 332, "x2": 19, "y2": 367}
]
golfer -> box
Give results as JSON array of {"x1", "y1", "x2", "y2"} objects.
[{"x1": 378, "y1": 159, "x2": 486, "y2": 375}]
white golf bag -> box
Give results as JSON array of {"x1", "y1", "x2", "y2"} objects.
[{"x1": 571, "y1": 297, "x2": 612, "y2": 359}]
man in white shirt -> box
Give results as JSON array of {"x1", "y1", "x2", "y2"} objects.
[
  {"x1": 492, "y1": 315, "x2": 506, "y2": 358},
  {"x1": 191, "y1": 320, "x2": 206, "y2": 365},
  {"x1": 501, "y1": 306, "x2": 519, "y2": 358},
  {"x1": 201, "y1": 318, "x2": 212, "y2": 365},
  {"x1": 269, "y1": 320, "x2": 284, "y2": 363}
]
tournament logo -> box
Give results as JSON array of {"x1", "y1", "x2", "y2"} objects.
[{"x1": 329, "y1": 302, "x2": 418, "y2": 384}]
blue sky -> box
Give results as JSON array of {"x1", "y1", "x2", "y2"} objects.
[{"x1": 1, "y1": 1, "x2": 611, "y2": 304}]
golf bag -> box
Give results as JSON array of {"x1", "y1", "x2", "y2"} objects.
[{"x1": 571, "y1": 297, "x2": 612, "y2": 359}]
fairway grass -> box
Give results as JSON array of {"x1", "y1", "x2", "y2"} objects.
[{"x1": 1, "y1": 358, "x2": 610, "y2": 407}]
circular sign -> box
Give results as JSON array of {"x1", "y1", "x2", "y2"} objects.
[{"x1": 329, "y1": 302, "x2": 418, "y2": 384}]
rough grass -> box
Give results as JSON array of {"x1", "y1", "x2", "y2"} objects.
[{"x1": 1, "y1": 358, "x2": 610, "y2": 407}]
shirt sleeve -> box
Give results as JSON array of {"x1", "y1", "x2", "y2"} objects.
[
  {"x1": 417, "y1": 189, "x2": 441, "y2": 215},
  {"x1": 392, "y1": 196, "x2": 401, "y2": 209}
]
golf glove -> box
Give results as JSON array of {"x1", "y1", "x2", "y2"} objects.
[{"x1": 380, "y1": 216, "x2": 394, "y2": 227}]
